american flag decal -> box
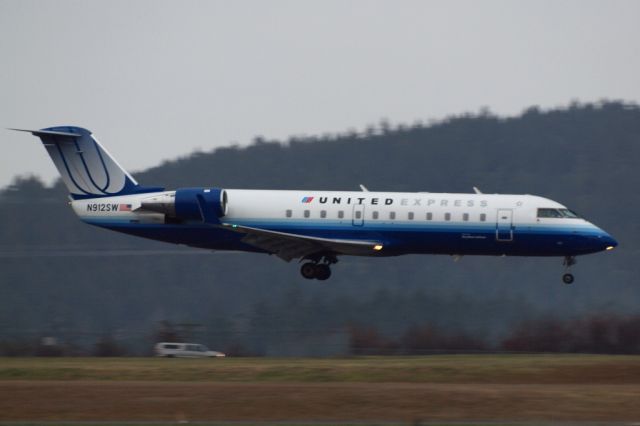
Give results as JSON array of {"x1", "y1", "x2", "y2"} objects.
[
  {"x1": 119, "y1": 204, "x2": 132, "y2": 212},
  {"x1": 301, "y1": 196, "x2": 314, "y2": 203}
]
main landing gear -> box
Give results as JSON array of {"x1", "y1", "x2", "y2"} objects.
[
  {"x1": 300, "y1": 255, "x2": 337, "y2": 281},
  {"x1": 562, "y1": 256, "x2": 577, "y2": 284}
]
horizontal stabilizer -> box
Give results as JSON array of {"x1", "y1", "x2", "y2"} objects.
[{"x1": 9, "y1": 128, "x2": 82, "y2": 138}]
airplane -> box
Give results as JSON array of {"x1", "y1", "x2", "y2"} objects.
[{"x1": 11, "y1": 126, "x2": 617, "y2": 284}]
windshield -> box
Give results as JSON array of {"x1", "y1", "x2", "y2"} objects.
[{"x1": 537, "y1": 208, "x2": 581, "y2": 219}]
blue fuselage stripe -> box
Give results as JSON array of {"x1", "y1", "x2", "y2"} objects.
[{"x1": 84, "y1": 216, "x2": 611, "y2": 257}]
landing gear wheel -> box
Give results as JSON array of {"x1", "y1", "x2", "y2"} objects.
[
  {"x1": 315, "y1": 264, "x2": 332, "y2": 281},
  {"x1": 562, "y1": 256, "x2": 577, "y2": 284},
  {"x1": 300, "y1": 262, "x2": 317, "y2": 280}
]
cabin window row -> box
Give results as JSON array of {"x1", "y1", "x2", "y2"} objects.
[{"x1": 286, "y1": 210, "x2": 487, "y2": 222}]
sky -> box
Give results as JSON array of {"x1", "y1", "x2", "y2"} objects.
[{"x1": 1, "y1": 0, "x2": 639, "y2": 188}]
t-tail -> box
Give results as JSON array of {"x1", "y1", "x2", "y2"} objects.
[{"x1": 11, "y1": 126, "x2": 162, "y2": 199}]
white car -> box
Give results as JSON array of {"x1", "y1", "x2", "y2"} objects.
[{"x1": 154, "y1": 342, "x2": 226, "y2": 358}]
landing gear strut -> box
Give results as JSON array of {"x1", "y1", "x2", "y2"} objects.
[
  {"x1": 562, "y1": 256, "x2": 576, "y2": 284},
  {"x1": 300, "y1": 255, "x2": 337, "y2": 281}
]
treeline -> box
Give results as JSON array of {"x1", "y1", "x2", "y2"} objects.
[
  {"x1": 503, "y1": 315, "x2": 640, "y2": 354},
  {"x1": 349, "y1": 323, "x2": 486, "y2": 355},
  {"x1": 0, "y1": 335, "x2": 128, "y2": 357},
  {"x1": 351, "y1": 314, "x2": 640, "y2": 355},
  {"x1": 4, "y1": 313, "x2": 640, "y2": 357}
]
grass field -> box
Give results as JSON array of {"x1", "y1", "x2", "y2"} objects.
[{"x1": 2, "y1": 355, "x2": 640, "y2": 423}]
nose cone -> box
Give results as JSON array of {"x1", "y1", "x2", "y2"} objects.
[
  {"x1": 602, "y1": 233, "x2": 618, "y2": 251},
  {"x1": 579, "y1": 225, "x2": 618, "y2": 254},
  {"x1": 590, "y1": 228, "x2": 618, "y2": 252}
]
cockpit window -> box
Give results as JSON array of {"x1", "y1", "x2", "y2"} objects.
[
  {"x1": 537, "y1": 208, "x2": 563, "y2": 218},
  {"x1": 537, "y1": 208, "x2": 581, "y2": 219},
  {"x1": 559, "y1": 209, "x2": 580, "y2": 218}
]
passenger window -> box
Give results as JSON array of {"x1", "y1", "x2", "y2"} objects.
[
  {"x1": 338, "y1": 210, "x2": 344, "y2": 219},
  {"x1": 408, "y1": 212, "x2": 414, "y2": 220},
  {"x1": 320, "y1": 210, "x2": 327, "y2": 218},
  {"x1": 286, "y1": 209, "x2": 292, "y2": 218},
  {"x1": 426, "y1": 212, "x2": 433, "y2": 221},
  {"x1": 480, "y1": 213, "x2": 486, "y2": 222},
  {"x1": 389, "y1": 211, "x2": 396, "y2": 220},
  {"x1": 304, "y1": 210, "x2": 310, "y2": 218},
  {"x1": 444, "y1": 212, "x2": 451, "y2": 221},
  {"x1": 372, "y1": 211, "x2": 379, "y2": 219},
  {"x1": 463, "y1": 213, "x2": 469, "y2": 221},
  {"x1": 355, "y1": 211, "x2": 362, "y2": 219}
]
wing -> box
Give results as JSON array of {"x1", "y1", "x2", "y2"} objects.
[{"x1": 221, "y1": 223, "x2": 383, "y2": 262}]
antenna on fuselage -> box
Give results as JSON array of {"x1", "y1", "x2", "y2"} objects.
[
  {"x1": 473, "y1": 186, "x2": 483, "y2": 194},
  {"x1": 359, "y1": 184, "x2": 369, "y2": 192}
]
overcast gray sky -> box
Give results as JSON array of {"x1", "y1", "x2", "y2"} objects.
[{"x1": 1, "y1": 0, "x2": 639, "y2": 188}]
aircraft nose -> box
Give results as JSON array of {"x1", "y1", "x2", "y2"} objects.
[
  {"x1": 590, "y1": 230, "x2": 618, "y2": 251},
  {"x1": 602, "y1": 233, "x2": 618, "y2": 251},
  {"x1": 580, "y1": 227, "x2": 617, "y2": 253}
]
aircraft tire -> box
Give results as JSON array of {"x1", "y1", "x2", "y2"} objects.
[
  {"x1": 562, "y1": 273, "x2": 574, "y2": 284},
  {"x1": 300, "y1": 262, "x2": 317, "y2": 280},
  {"x1": 315, "y1": 264, "x2": 332, "y2": 281}
]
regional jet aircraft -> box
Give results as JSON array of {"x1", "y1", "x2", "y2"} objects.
[{"x1": 12, "y1": 126, "x2": 617, "y2": 283}]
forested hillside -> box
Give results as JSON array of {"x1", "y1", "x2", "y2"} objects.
[{"x1": 1, "y1": 101, "x2": 638, "y2": 355}]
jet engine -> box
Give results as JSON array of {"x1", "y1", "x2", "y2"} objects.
[{"x1": 140, "y1": 188, "x2": 228, "y2": 224}]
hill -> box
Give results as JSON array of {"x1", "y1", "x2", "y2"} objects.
[{"x1": 1, "y1": 101, "x2": 638, "y2": 355}]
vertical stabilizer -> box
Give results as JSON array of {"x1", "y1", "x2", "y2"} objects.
[{"x1": 11, "y1": 126, "x2": 162, "y2": 199}]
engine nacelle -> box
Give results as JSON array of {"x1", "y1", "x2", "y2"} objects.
[
  {"x1": 140, "y1": 188, "x2": 227, "y2": 223},
  {"x1": 175, "y1": 187, "x2": 228, "y2": 222}
]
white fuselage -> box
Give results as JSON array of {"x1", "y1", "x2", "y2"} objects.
[{"x1": 71, "y1": 189, "x2": 615, "y2": 258}]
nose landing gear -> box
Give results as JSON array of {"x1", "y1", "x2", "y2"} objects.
[
  {"x1": 300, "y1": 255, "x2": 337, "y2": 281},
  {"x1": 562, "y1": 256, "x2": 577, "y2": 284}
]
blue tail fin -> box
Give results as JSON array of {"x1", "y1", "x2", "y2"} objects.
[{"x1": 12, "y1": 126, "x2": 162, "y2": 199}]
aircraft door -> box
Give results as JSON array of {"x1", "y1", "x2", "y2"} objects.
[
  {"x1": 496, "y1": 209, "x2": 513, "y2": 241},
  {"x1": 352, "y1": 204, "x2": 365, "y2": 227}
]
